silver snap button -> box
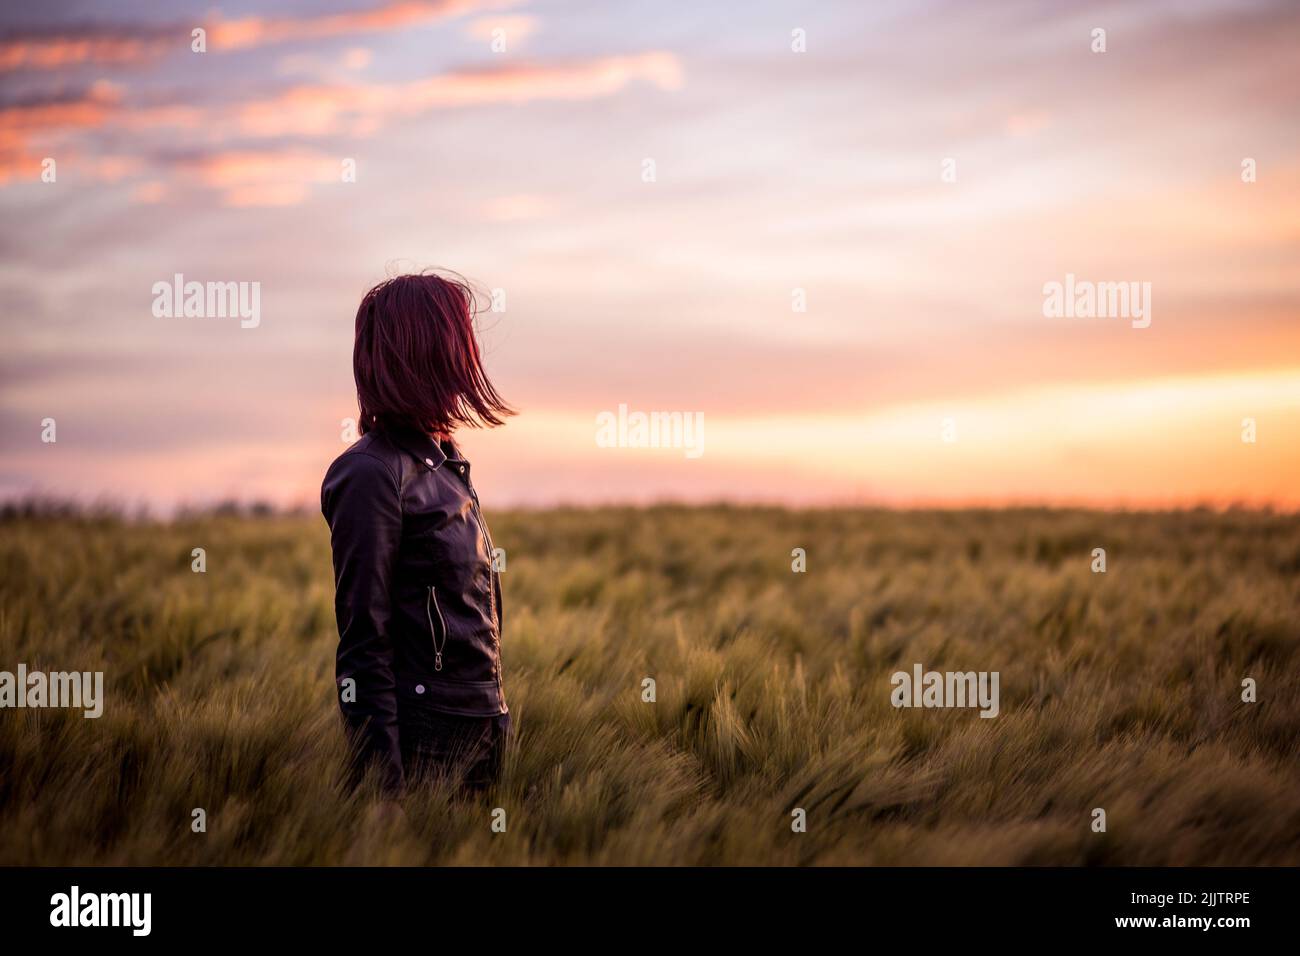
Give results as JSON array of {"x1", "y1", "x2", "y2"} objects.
[
  {"x1": 458, "y1": 465, "x2": 465, "y2": 474},
  {"x1": 415, "y1": 684, "x2": 425, "y2": 694},
  {"x1": 424, "y1": 458, "x2": 434, "y2": 467}
]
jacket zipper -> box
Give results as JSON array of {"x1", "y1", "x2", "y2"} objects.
[
  {"x1": 467, "y1": 484, "x2": 499, "y2": 631},
  {"x1": 426, "y1": 585, "x2": 448, "y2": 671}
]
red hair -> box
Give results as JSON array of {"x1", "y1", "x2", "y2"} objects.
[{"x1": 352, "y1": 271, "x2": 514, "y2": 435}]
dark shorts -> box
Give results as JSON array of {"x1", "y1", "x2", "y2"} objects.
[{"x1": 399, "y1": 704, "x2": 511, "y2": 793}]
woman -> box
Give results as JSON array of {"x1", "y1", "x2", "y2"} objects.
[{"x1": 321, "y1": 272, "x2": 514, "y2": 801}]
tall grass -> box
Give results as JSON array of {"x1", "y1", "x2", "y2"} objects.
[{"x1": 1, "y1": 505, "x2": 1298, "y2": 864}]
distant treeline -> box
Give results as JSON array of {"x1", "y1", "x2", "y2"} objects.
[{"x1": 0, "y1": 496, "x2": 314, "y2": 522}]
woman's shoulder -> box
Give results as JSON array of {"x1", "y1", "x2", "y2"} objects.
[{"x1": 321, "y1": 433, "x2": 403, "y2": 510}]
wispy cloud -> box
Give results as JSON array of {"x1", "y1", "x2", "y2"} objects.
[
  {"x1": 175, "y1": 149, "x2": 343, "y2": 207},
  {"x1": 210, "y1": 0, "x2": 522, "y2": 51},
  {"x1": 0, "y1": 82, "x2": 119, "y2": 182},
  {"x1": 0, "y1": 51, "x2": 683, "y2": 193},
  {"x1": 275, "y1": 46, "x2": 375, "y2": 80},
  {"x1": 0, "y1": 0, "x2": 523, "y2": 71},
  {"x1": 0, "y1": 27, "x2": 174, "y2": 72},
  {"x1": 235, "y1": 53, "x2": 684, "y2": 136}
]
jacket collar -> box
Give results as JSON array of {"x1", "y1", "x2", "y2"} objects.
[{"x1": 380, "y1": 423, "x2": 448, "y2": 472}]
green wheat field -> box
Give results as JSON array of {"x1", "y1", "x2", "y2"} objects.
[{"x1": 1, "y1": 504, "x2": 1298, "y2": 865}]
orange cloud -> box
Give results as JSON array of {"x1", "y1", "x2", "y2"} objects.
[
  {"x1": 0, "y1": 32, "x2": 173, "y2": 72},
  {"x1": 236, "y1": 52, "x2": 685, "y2": 136},
  {"x1": 0, "y1": 82, "x2": 120, "y2": 134},
  {"x1": 0, "y1": 0, "x2": 523, "y2": 72},
  {"x1": 211, "y1": 0, "x2": 520, "y2": 50},
  {"x1": 173, "y1": 149, "x2": 344, "y2": 206},
  {"x1": 0, "y1": 50, "x2": 681, "y2": 195},
  {"x1": 0, "y1": 83, "x2": 121, "y2": 183}
]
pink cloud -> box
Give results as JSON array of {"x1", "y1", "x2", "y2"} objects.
[
  {"x1": 0, "y1": 82, "x2": 121, "y2": 183},
  {"x1": 177, "y1": 149, "x2": 344, "y2": 206},
  {"x1": 210, "y1": 0, "x2": 521, "y2": 51},
  {"x1": 0, "y1": 32, "x2": 173, "y2": 72},
  {"x1": 0, "y1": 48, "x2": 681, "y2": 194},
  {"x1": 236, "y1": 52, "x2": 685, "y2": 137},
  {"x1": 0, "y1": 0, "x2": 524, "y2": 72}
]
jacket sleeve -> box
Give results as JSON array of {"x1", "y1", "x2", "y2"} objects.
[{"x1": 321, "y1": 452, "x2": 405, "y2": 795}]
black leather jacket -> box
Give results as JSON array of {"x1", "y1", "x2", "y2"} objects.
[{"x1": 321, "y1": 424, "x2": 506, "y2": 792}]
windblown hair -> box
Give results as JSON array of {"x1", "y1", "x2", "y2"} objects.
[{"x1": 352, "y1": 271, "x2": 514, "y2": 436}]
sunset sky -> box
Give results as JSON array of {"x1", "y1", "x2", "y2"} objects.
[{"x1": 1, "y1": 0, "x2": 1297, "y2": 511}]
